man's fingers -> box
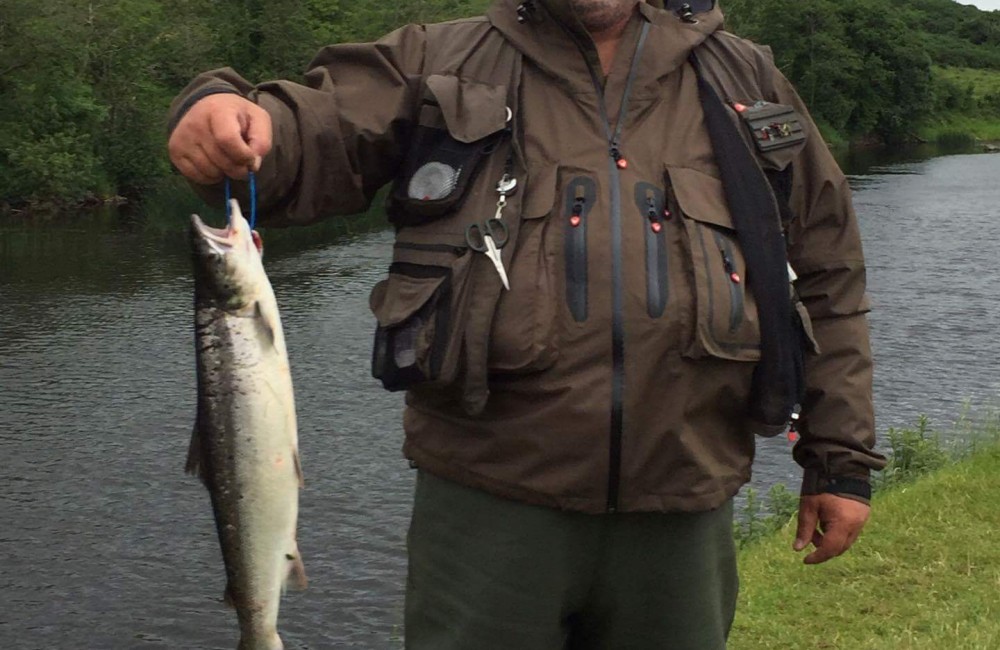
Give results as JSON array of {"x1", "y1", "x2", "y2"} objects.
[
  {"x1": 177, "y1": 152, "x2": 224, "y2": 185},
  {"x1": 804, "y1": 524, "x2": 850, "y2": 565},
  {"x1": 199, "y1": 140, "x2": 254, "y2": 181},
  {"x1": 243, "y1": 106, "x2": 273, "y2": 168},
  {"x1": 168, "y1": 94, "x2": 273, "y2": 185},
  {"x1": 794, "y1": 498, "x2": 819, "y2": 551},
  {"x1": 209, "y1": 111, "x2": 257, "y2": 172}
]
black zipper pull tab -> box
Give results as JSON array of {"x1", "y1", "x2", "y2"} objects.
[
  {"x1": 611, "y1": 144, "x2": 628, "y2": 170},
  {"x1": 570, "y1": 187, "x2": 586, "y2": 228},
  {"x1": 721, "y1": 249, "x2": 741, "y2": 284},
  {"x1": 646, "y1": 193, "x2": 662, "y2": 234}
]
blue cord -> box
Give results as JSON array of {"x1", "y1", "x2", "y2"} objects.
[
  {"x1": 224, "y1": 172, "x2": 257, "y2": 230},
  {"x1": 248, "y1": 171, "x2": 257, "y2": 231}
]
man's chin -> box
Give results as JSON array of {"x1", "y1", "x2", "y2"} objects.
[{"x1": 569, "y1": 0, "x2": 638, "y2": 33}]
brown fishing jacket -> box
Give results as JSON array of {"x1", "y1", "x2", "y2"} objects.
[{"x1": 170, "y1": 0, "x2": 886, "y2": 514}]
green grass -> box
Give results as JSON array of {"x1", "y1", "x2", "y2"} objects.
[
  {"x1": 934, "y1": 66, "x2": 1000, "y2": 103},
  {"x1": 731, "y1": 433, "x2": 1000, "y2": 649},
  {"x1": 917, "y1": 114, "x2": 1000, "y2": 144},
  {"x1": 918, "y1": 66, "x2": 1000, "y2": 143}
]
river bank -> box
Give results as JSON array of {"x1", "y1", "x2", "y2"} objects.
[{"x1": 731, "y1": 416, "x2": 1000, "y2": 650}]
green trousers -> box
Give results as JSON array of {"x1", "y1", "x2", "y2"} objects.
[{"x1": 405, "y1": 471, "x2": 739, "y2": 650}]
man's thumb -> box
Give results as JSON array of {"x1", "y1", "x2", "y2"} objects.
[{"x1": 794, "y1": 498, "x2": 818, "y2": 551}]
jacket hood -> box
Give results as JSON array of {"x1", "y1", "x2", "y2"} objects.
[{"x1": 487, "y1": 0, "x2": 725, "y2": 90}]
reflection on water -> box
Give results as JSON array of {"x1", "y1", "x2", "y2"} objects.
[{"x1": 2, "y1": 148, "x2": 999, "y2": 647}]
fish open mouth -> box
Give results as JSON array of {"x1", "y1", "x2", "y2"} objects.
[
  {"x1": 191, "y1": 215, "x2": 237, "y2": 255},
  {"x1": 191, "y1": 202, "x2": 263, "y2": 255}
]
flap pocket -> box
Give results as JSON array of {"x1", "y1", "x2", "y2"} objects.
[
  {"x1": 370, "y1": 263, "x2": 449, "y2": 328},
  {"x1": 488, "y1": 161, "x2": 562, "y2": 374},
  {"x1": 667, "y1": 166, "x2": 732, "y2": 230},
  {"x1": 520, "y1": 162, "x2": 559, "y2": 220},
  {"x1": 370, "y1": 253, "x2": 472, "y2": 392},
  {"x1": 425, "y1": 75, "x2": 508, "y2": 143},
  {"x1": 387, "y1": 75, "x2": 510, "y2": 228},
  {"x1": 669, "y1": 164, "x2": 761, "y2": 362}
]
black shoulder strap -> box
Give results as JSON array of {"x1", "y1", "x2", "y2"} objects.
[{"x1": 689, "y1": 52, "x2": 804, "y2": 429}]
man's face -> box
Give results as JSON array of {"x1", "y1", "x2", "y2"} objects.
[{"x1": 568, "y1": 0, "x2": 638, "y2": 33}]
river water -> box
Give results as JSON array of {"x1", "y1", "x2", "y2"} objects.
[{"x1": 1, "y1": 150, "x2": 998, "y2": 648}]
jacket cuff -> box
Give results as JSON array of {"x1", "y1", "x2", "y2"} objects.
[
  {"x1": 801, "y1": 468, "x2": 872, "y2": 504},
  {"x1": 167, "y1": 86, "x2": 245, "y2": 134}
]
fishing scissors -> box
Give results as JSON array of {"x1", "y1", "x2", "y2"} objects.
[{"x1": 465, "y1": 218, "x2": 510, "y2": 290}]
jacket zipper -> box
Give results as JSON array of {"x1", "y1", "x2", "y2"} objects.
[
  {"x1": 565, "y1": 179, "x2": 596, "y2": 322},
  {"x1": 636, "y1": 183, "x2": 669, "y2": 318},
  {"x1": 582, "y1": 21, "x2": 651, "y2": 513},
  {"x1": 713, "y1": 231, "x2": 744, "y2": 333}
]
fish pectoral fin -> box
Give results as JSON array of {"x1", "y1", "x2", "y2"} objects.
[
  {"x1": 294, "y1": 450, "x2": 304, "y2": 488},
  {"x1": 254, "y1": 301, "x2": 277, "y2": 347},
  {"x1": 284, "y1": 543, "x2": 308, "y2": 592},
  {"x1": 184, "y1": 423, "x2": 210, "y2": 488}
]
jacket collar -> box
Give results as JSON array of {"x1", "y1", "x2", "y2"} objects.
[{"x1": 487, "y1": 0, "x2": 724, "y2": 92}]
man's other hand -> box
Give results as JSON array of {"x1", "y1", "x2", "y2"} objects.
[
  {"x1": 793, "y1": 494, "x2": 871, "y2": 565},
  {"x1": 168, "y1": 94, "x2": 272, "y2": 185}
]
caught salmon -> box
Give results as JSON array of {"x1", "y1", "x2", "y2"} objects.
[{"x1": 187, "y1": 200, "x2": 306, "y2": 650}]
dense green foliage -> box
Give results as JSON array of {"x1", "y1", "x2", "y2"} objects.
[
  {"x1": 0, "y1": 0, "x2": 489, "y2": 209},
  {"x1": 725, "y1": 0, "x2": 1000, "y2": 141},
  {"x1": 0, "y1": 0, "x2": 997, "y2": 208}
]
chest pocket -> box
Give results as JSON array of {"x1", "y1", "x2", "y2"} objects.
[
  {"x1": 669, "y1": 165, "x2": 762, "y2": 362},
  {"x1": 386, "y1": 74, "x2": 510, "y2": 228}
]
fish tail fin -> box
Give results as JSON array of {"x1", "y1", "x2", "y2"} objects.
[{"x1": 284, "y1": 542, "x2": 308, "y2": 592}]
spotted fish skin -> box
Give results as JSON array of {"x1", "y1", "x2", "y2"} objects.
[{"x1": 187, "y1": 201, "x2": 306, "y2": 650}]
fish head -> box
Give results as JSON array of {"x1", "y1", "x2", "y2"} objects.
[{"x1": 190, "y1": 200, "x2": 266, "y2": 311}]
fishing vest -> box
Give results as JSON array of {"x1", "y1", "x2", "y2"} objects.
[{"x1": 369, "y1": 13, "x2": 812, "y2": 434}]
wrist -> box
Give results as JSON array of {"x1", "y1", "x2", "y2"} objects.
[{"x1": 801, "y1": 469, "x2": 872, "y2": 504}]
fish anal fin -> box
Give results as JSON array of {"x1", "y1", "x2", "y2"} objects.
[
  {"x1": 223, "y1": 581, "x2": 237, "y2": 609},
  {"x1": 185, "y1": 423, "x2": 210, "y2": 488},
  {"x1": 284, "y1": 543, "x2": 308, "y2": 592}
]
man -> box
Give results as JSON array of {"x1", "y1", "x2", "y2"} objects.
[{"x1": 168, "y1": 1, "x2": 886, "y2": 647}]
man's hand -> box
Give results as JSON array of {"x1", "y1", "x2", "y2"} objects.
[
  {"x1": 168, "y1": 94, "x2": 273, "y2": 185},
  {"x1": 793, "y1": 494, "x2": 870, "y2": 565}
]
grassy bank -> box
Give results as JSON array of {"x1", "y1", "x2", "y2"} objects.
[
  {"x1": 917, "y1": 115, "x2": 1000, "y2": 145},
  {"x1": 730, "y1": 419, "x2": 1000, "y2": 649}
]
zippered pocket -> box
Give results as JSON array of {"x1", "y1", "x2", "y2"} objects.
[
  {"x1": 668, "y1": 165, "x2": 761, "y2": 362},
  {"x1": 712, "y1": 230, "x2": 745, "y2": 333},
  {"x1": 635, "y1": 182, "x2": 669, "y2": 318},
  {"x1": 563, "y1": 176, "x2": 597, "y2": 323}
]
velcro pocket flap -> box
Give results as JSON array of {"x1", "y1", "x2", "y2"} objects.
[
  {"x1": 425, "y1": 75, "x2": 508, "y2": 143},
  {"x1": 521, "y1": 162, "x2": 558, "y2": 220},
  {"x1": 667, "y1": 166, "x2": 732, "y2": 230},
  {"x1": 370, "y1": 265, "x2": 449, "y2": 328}
]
